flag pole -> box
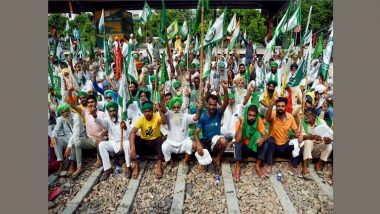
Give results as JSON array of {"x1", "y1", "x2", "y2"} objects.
[{"x1": 198, "y1": 0, "x2": 206, "y2": 102}]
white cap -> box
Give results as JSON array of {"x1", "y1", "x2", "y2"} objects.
[{"x1": 315, "y1": 84, "x2": 326, "y2": 94}]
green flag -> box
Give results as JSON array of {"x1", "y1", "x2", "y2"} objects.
[
  {"x1": 167, "y1": 20, "x2": 179, "y2": 40},
  {"x1": 48, "y1": 61, "x2": 55, "y2": 89},
  {"x1": 159, "y1": 52, "x2": 169, "y2": 86},
  {"x1": 80, "y1": 40, "x2": 87, "y2": 58},
  {"x1": 192, "y1": 0, "x2": 210, "y2": 35},
  {"x1": 89, "y1": 40, "x2": 95, "y2": 61},
  {"x1": 141, "y1": 1, "x2": 152, "y2": 22},
  {"x1": 104, "y1": 32, "x2": 113, "y2": 78},
  {"x1": 159, "y1": 0, "x2": 167, "y2": 43},
  {"x1": 65, "y1": 20, "x2": 70, "y2": 43},
  {"x1": 117, "y1": 69, "x2": 132, "y2": 120},
  {"x1": 313, "y1": 32, "x2": 324, "y2": 60},
  {"x1": 202, "y1": 46, "x2": 212, "y2": 82},
  {"x1": 287, "y1": 58, "x2": 308, "y2": 87},
  {"x1": 319, "y1": 22, "x2": 333, "y2": 81},
  {"x1": 281, "y1": 2, "x2": 301, "y2": 34}
]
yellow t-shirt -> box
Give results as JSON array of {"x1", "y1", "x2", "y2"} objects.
[{"x1": 134, "y1": 112, "x2": 162, "y2": 140}]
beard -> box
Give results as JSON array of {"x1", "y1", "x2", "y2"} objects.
[
  {"x1": 268, "y1": 89, "x2": 275, "y2": 95},
  {"x1": 63, "y1": 116, "x2": 73, "y2": 125},
  {"x1": 277, "y1": 109, "x2": 285, "y2": 116},
  {"x1": 172, "y1": 112, "x2": 182, "y2": 125},
  {"x1": 111, "y1": 116, "x2": 118, "y2": 123},
  {"x1": 247, "y1": 119, "x2": 255, "y2": 125}
]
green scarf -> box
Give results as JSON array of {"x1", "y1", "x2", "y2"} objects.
[
  {"x1": 242, "y1": 104, "x2": 262, "y2": 152},
  {"x1": 269, "y1": 71, "x2": 278, "y2": 84},
  {"x1": 302, "y1": 117, "x2": 321, "y2": 136}
]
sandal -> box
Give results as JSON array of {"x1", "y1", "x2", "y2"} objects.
[
  {"x1": 302, "y1": 174, "x2": 313, "y2": 181},
  {"x1": 71, "y1": 167, "x2": 84, "y2": 179}
]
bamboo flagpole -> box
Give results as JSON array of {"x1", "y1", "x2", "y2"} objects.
[{"x1": 197, "y1": 0, "x2": 206, "y2": 101}]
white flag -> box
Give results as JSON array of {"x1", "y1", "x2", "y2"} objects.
[
  {"x1": 180, "y1": 20, "x2": 188, "y2": 38},
  {"x1": 201, "y1": 10, "x2": 226, "y2": 48},
  {"x1": 98, "y1": 9, "x2": 105, "y2": 33},
  {"x1": 227, "y1": 13, "x2": 237, "y2": 34},
  {"x1": 227, "y1": 19, "x2": 240, "y2": 52},
  {"x1": 138, "y1": 26, "x2": 142, "y2": 37}
]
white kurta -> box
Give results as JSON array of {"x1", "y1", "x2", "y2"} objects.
[{"x1": 95, "y1": 117, "x2": 132, "y2": 170}]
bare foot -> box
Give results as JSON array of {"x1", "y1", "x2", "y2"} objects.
[
  {"x1": 55, "y1": 162, "x2": 63, "y2": 176},
  {"x1": 233, "y1": 166, "x2": 241, "y2": 181},
  {"x1": 255, "y1": 165, "x2": 264, "y2": 178},
  {"x1": 155, "y1": 165, "x2": 163, "y2": 179},
  {"x1": 132, "y1": 164, "x2": 139, "y2": 179}
]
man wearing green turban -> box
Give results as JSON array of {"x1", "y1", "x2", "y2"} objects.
[
  {"x1": 179, "y1": 60, "x2": 187, "y2": 68},
  {"x1": 50, "y1": 103, "x2": 86, "y2": 177},
  {"x1": 77, "y1": 91, "x2": 88, "y2": 111},
  {"x1": 90, "y1": 101, "x2": 133, "y2": 180},
  {"x1": 233, "y1": 104, "x2": 268, "y2": 180},
  {"x1": 266, "y1": 59, "x2": 281, "y2": 95},
  {"x1": 129, "y1": 100, "x2": 168, "y2": 179},
  {"x1": 159, "y1": 90, "x2": 203, "y2": 168}
]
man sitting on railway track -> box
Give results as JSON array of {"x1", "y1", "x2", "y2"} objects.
[
  {"x1": 90, "y1": 102, "x2": 133, "y2": 181},
  {"x1": 194, "y1": 80, "x2": 229, "y2": 174},
  {"x1": 159, "y1": 86, "x2": 203, "y2": 170},
  {"x1": 129, "y1": 101, "x2": 168, "y2": 179},
  {"x1": 301, "y1": 108, "x2": 333, "y2": 179},
  {"x1": 233, "y1": 104, "x2": 268, "y2": 180},
  {"x1": 50, "y1": 104, "x2": 86, "y2": 177},
  {"x1": 67, "y1": 89, "x2": 108, "y2": 178},
  {"x1": 264, "y1": 96, "x2": 303, "y2": 175}
]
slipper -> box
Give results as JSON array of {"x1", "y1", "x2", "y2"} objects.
[
  {"x1": 302, "y1": 174, "x2": 313, "y2": 181},
  {"x1": 48, "y1": 187, "x2": 61, "y2": 201},
  {"x1": 316, "y1": 171, "x2": 325, "y2": 178}
]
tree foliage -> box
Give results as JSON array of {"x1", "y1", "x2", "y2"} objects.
[{"x1": 48, "y1": 13, "x2": 96, "y2": 48}]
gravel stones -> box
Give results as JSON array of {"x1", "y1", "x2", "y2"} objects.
[
  {"x1": 183, "y1": 162, "x2": 227, "y2": 214},
  {"x1": 77, "y1": 165, "x2": 130, "y2": 213},
  {"x1": 48, "y1": 158, "x2": 97, "y2": 214},
  {"x1": 232, "y1": 162, "x2": 285, "y2": 214},
  {"x1": 272, "y1": 162, "x2": 333, "y2": 214},
  {"x1": 130, "y1": 162, "x2": 177, "y2": 214}
]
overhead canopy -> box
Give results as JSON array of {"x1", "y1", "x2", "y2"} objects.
[{"x1": 48, "y1": 0, "x2": 289, "y2": 17}]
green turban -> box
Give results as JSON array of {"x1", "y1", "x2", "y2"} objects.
[
  {"x1": 293, "y1": 54, "x2": 299, "y2": 58},
  {"x1": 141, "y1": 101, "x2": 154, "y2": 111},
  {"x1": 57, "y1": 104, "x2": 71, "y2": 116},
  {"x1": 270, "y1": 61, "x2": 279, "y2": 69},
  {"x1": 217, "y1": 61, "x2": 225, "y2": 68},
  {"x1": 78, "y1": 91, "x2": 88, "y2": 98},
  {"x1": 168, "y1": 97, "x2": 183, "y2": 110},
  {"x1": 228, "y1": 93, "x2": 235, "y2": 100},
  {"x1": 268, "y1": 80, "x2": 278, "y2": 87},
  {"x1": 104, "y1": 90, "x2": 115, "y2": 98},
  {"x1": 189, "y1": 63, "x2": 196, "y2": 69},
  {"x1": 179, "y1": 60, "x2": 187, "y2": 67},
  {"x1": 133, "y1": 53, "x2": 139, "y2": 59},
  {"x1": 173, "y1": 80, "x2": 182, "y2": 89},
  {"x1": 105, "y1": 101, "x2": 118, "y2": 111}
]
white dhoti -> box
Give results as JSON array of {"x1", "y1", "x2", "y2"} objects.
[
  {"x1": 98, "y1": 140, "x2": 131, "y2": 171},
  {"x1": 162, "y1": 137, "x2": 193, "y2": 162}
]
